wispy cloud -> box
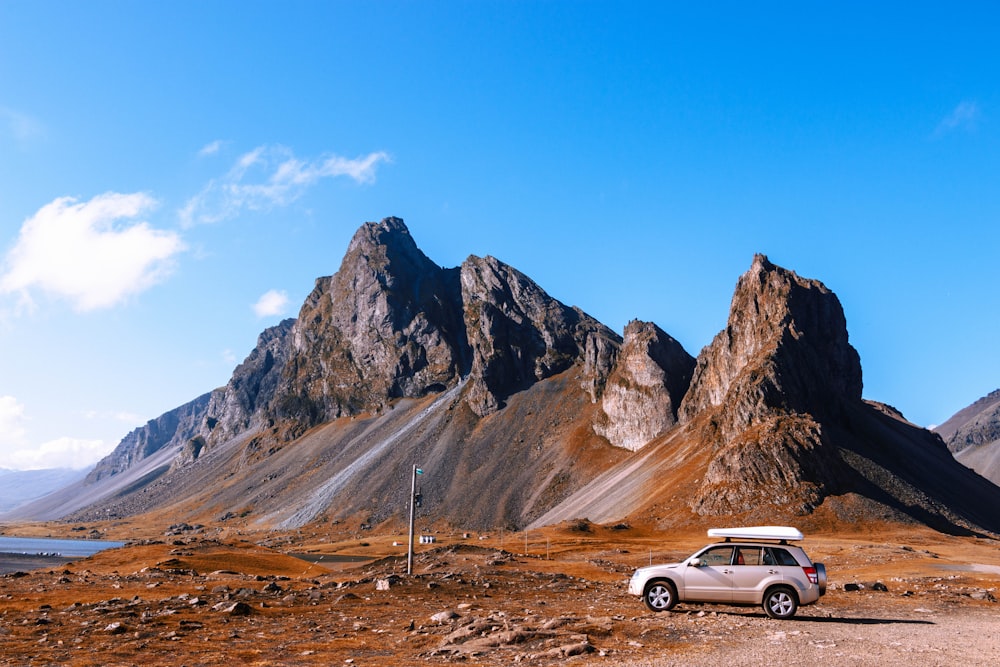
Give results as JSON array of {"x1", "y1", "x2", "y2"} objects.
[
  {"x1": 180, "y1": 145, "x2": 391, "y2": 227},
  {"x1": 934, "y1": 100, "x2": 980, "y2": 137},
  {"x1": 198, "y1": 139, "x2": 225, "y2": 157},
  {"x1": 0, "y1": 435, "x2": 109, "y2": 470},
  {"x1": 253, "y1": 289, "x2": 290, "y2": 317},
  {"x1": 1, "y1": 396, "x2": 118, "y2": 469},
  {"x1": 0, "y1": 395, "x2": 29, "y2": 449},
  {"x1": 0, "y1": 106, "x2": 45, "y2": 143},
  {"x1": 0, "y1": 192, "x2": 185, "y2": 312}
]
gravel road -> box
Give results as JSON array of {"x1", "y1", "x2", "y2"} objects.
[{"x1": 615, "y1": 604, "x2": 999, "y2": 666}]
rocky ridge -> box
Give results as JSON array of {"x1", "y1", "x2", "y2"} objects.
[{"x1": 12, "y1": 218, "x2": 1000, "y2": 536}]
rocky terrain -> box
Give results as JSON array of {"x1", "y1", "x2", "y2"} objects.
[{"x1": 0, "y1": 521, "x2": 997, "y2": 666}]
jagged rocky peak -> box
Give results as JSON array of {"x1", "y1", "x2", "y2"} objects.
[
  {"x1": 594, "y1": 320, "x2": 695, "y2": 451},
  {"x1": 266, "y1": 217, "x2": 468, "y2": 433},
  {"x1": 674, "y1": 254, "x2": 863, "y2": 515},
  {"x1": 680, "y1": 253, "x2": 862, "y2": 433},
  {"x1": 460, "y1": 255, "x2": 621, "y2": 416},
  {"x1": 203, "y1": 318, "x2": 296, "y2": 444}
]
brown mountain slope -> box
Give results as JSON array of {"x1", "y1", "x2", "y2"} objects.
[{"x1": 61, "y1": 369, "x2": 628, "y2": 532}]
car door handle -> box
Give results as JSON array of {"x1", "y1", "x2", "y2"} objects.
[{"x1": 768, "y1": 569, "x2": 779, "y2": 574}]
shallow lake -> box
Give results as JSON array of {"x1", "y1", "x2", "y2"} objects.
[{"x1": 0, "y1": 535, "x2": 125, "y2": 558}]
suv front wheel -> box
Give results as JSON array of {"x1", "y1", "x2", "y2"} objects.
[
  {"x1": 763, "y1": 586, "x2": 798, "y2": 619},
  {"x1": 643, "y1": 580, "x2": 678, "y2": 612}
]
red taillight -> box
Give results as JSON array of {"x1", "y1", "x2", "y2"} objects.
[{"x1": 803, "y1": 566, "x2": 818, "y2": 585}]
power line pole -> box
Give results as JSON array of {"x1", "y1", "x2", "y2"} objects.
[{"x1": 407, "y1": 464, "x2": 423, "y2": 575}]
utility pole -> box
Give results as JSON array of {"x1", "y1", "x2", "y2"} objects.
[{"x1": 407, "y1": 464, "x2": 423, "y2": 575}]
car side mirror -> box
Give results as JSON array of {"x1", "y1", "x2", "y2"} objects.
[{"x1": 688, "y1": 558, "x2": 702, "y2": 567}]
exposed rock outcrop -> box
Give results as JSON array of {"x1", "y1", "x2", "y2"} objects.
[
  {"x1": 935, "y1": 389, "x2": 1000, "y2": 486},
  {"x1": 460, "y1": 255, "x2": 620, "y2": 416},
  {"x1": 534, "y1": 254, "x2": 1000, "y2": 535},
  {"x1": 265, "y1": 218, "x2": 468, "y2": 436},
  {"x1": 673, "y1": 254, "x2": 863, "y2": 514},
  {"x1": 85, "y1": 393, "x2": 211, "y2": 484},
  {"x1": 937, "y1": 389, "x2": 1000, "y2": 453},
  {"x1": 593, "y1": 320, "x2": 694, "y2": 451},
  {"x1": 680, "y1": 254, "x2": 862, "y2": 430},
  {"x1": 203, "y1": 319, "x2": 295, "y2": 444}
]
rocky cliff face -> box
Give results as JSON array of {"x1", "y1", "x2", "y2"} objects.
[
  {"x1": 460, "y1": 255, "x2": 620, "y2": 416},
  {"x1": 265, "y1": 218, "x2": 468, "y2": 437},
  {"x1": 675, "y1": 254, "x2": 862, "y2": 514},
  {"x1": 204, "y1": 319, "x2": 296, "y2": 443},
  {"x1": 593, "y1": 320, "x2": 694, "y2": 451},
  {"x1": 69, "y1": 218, "x2": 632, "y2": 512},
  {"x1": 937, "y1": 389, "x2": 1000, "y2": 453},
  {"x1": 680, "y1": 254, "x2": 862, "y2": 429},
  {"x1": 534, "y1": 254, "x2": 1000, "y2": 535},
  {"x1": 85, "y1": 392, "x2": 211, "y2": 484}
]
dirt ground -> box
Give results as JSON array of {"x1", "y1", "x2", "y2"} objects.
[{"x1": 1, "y1": 520, "x2": 998, "y2": 666}]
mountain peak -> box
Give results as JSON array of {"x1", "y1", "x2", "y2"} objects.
[
  {"x1": 681, "y1": 254, "x2": 862, "y2": 429},
  {"x1": 263, "y1": 217, "x2": 467, "y2": 436},
  {"x1": 459, "y1": 254, "x2": 620, "y2": 415}
]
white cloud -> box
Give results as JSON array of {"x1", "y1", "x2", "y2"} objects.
[
  {"x1": 0, "y1": 395, "x2": 29, "y2": 448},
  {"x1": 934, "y1": 101, "x2": 980, "y2": 136},
  {"x1": 180, "y1": 145, "x2": 391, "y2": 227},
  {"x1": 0, "y1": 192, "x2": 185, "y2": 311},
  {"x1": 0, "y1": 436, "x2": 110, "y2": 470},
  {"x1": 0, "y1": 396, "x2": 110, "y2": 470},
  {"x1": 198, "y1": 139, "x2": 225, "y2": 157},
  {"x1": 253, "y1": 289, "x2": 290, "y2": 317}
]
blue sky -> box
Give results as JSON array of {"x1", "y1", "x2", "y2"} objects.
[{"x1": 1, "y1": 1, "x2": 997, "y2": 469}]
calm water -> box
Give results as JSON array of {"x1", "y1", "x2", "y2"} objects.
[{"x1": 0, "y1": 536, "x2": 125, "y2": 557}]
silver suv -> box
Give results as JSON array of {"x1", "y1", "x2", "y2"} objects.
[{"x1": 627, "y1": 527, "x2": 827, "y2": 619}]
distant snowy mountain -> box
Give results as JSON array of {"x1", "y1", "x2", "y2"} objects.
[{"x1": 0, "y1": 468, "x2": 89, "y2": 515}]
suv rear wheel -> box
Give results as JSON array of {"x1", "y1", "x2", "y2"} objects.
[
  {"x1": 643, "y1": 580, "x2": 677, "y2": 612},
  {"x1": 763, "y1": 586, "x2": 798, "y2": 619}
]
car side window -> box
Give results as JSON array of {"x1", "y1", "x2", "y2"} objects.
[
  {"x1": 699, "y1": 546, "x2": 734, "y2": 566},
  {"x1": 735, "y1": 546, "x2": 762, "y2": 565},
  {"x1": 766, "y1": 547, "x2": 799, "y2": 566}
]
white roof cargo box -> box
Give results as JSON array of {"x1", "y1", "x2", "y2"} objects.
[{"x1": 707, "y1": 526, "x2": 804, "y2": 542}]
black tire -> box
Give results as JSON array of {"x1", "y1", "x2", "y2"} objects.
[
  {"x1": 763, "y1": 586, "x2": 798, "y2": 619},
  {"x1": 643, "y1": 579, "x2": 677, "y2": 612}
]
